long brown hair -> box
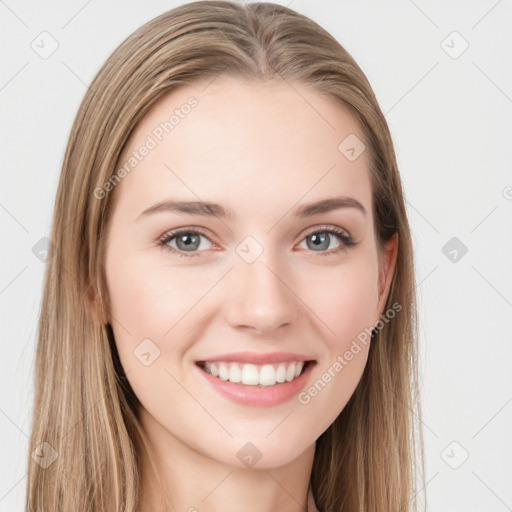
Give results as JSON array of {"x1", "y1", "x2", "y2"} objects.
[{"x1": 25, "y1": 2, "x2": 424, "y2": 510}]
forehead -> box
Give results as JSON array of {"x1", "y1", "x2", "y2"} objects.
[{"x1": 113, "y1": 75, "x2": 372, "y2": 222}]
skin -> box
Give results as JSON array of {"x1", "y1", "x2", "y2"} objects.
[{"x1": 100, "y1": 75, "x2": 397, "y2": 512}]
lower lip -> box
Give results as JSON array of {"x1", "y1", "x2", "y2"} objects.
[{"x1": 195, "y1": 361, "x2": 316, "y2": 407}]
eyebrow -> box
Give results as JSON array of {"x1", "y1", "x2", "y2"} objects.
[{"x1": 136, "y1": 195, "x2": 366, "y2": 220}]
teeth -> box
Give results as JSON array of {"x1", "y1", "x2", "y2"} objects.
[
  {"x1": 229, "y1": 364, "x2": 242, "y2": 383},
  {"x1": 259, "y1": 364, "x2": 275, "y2": 386},
  {"x1": 241, "y1": 364, "x2": 260, "y2": 385},
  {"x1": 285, "y1": 363, "x2": 296, "y2": 382},
  {"x1": 218, "y1": 363, "x2": 229, "y2": 381},
  {"x1": 276, "y1": 364, "x2": 287, "y2": 383},
  {"x1": 202, "y1": 361, "x2": 305, "y2": 386}
]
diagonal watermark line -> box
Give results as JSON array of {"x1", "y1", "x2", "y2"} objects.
[
  {"x1": 265, "y1": 409, "x2": 294, "y2": 438},
  {"x1": 199, "y1": 64, "x2": 229, "y2": 93},
  {"x1": 470, "y1": 204, "x2": 499, "y2": 233},
  {"x1": 472, "y1": 61, "x2": 512, "y2": 105},
  {"x1": 263, "y1": 264, "x2": 336, "y2": 335},
  {"x1": 0, "y1": 0, "x2": 29, "y2": 28},
  {"x1": 384, "y1": 62, "x2": 439, "y2": 116},
  {"x1": 163, "y1": 367, "x2": 233, "y2": 438},
  {"x1": 407, "y1": 0, "x2": 439, "y2": 29},
  {"x1": 472, "y1": 397, "x2": 512, "y2": 439},
  {"x1": 89, "y1": 291, "x2": 133, "y2": 338},
  {"x1": 472, "y1": 471, "x2": 512, "y2": 510},
  {"x1": 0, "y1": 473, "x2": 27, "y2": 504},
  {"x1": 375, "y1": 62, "x2": 439, "y2": 128},
  {"x1": 104, "y1": 309, "x2": 132, "y2": 337},
  {"x1": 278, "y1": 72, "x2": 336, "y2": 131},
  {"x1": 61, "y1": 60, "x2": 89, "y2": 87},
  {"x1": 471, "y1": 265, "x2": 512, "y2": 308},
  {"x1": 419, "y1": 419, "x2": 440, "y2": 440},
  {"x1": 0, "y1": 61, "x2": 29, "y2": 92},
  {"x1": 265, "y1": 470, "x2": 304, "y2": 509},
  {"x1": 60, "y1": 60, "x2": 131, "y2": 142},
  {"x1": 0, "y1": 202, "x2": 29, "y2": 233},
  {"x1": 162, "y1": 267, "x2": 234, "y2": 337},
  {"x1": 410, "y1": 471, "x2": 439, "y2": 501},
  {"x1": 201, "y1": 470, "x2": 233, "y2": 501},
  {"x1": 471, "y1": 0, "x2": 504, "y2": 30},
  {"x1": 0, "y1": 409, "x2": 28, "y2": 438},
  {"x1": 266, "y1": 164, "x2": 336, "y2": 234},
  {"x1": 406, "y1": 200, "x2": 439, "y2": 233},
  {"x1": 61, "y1": 0, "x2": 93, "y2": 29},
  {"x1": 406, "y1": 265, "x2": 439, "y2": 299},
  {"x1": 0, "y1": 266, "x2": 28, "y2": 295}
]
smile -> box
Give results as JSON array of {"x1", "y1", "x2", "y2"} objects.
[{"x1": 195, "y1": 358, "x2": 316, "y2": 407}]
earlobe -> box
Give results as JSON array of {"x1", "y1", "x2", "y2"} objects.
[{"x1": 377, "y1": 232, "x2": 399, "y2": 313}]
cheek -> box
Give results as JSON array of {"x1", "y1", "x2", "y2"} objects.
[
  {"x1": 105, "y1": 252, "x2": 206, "y2": 410},
  {"x1": 105, "y1": 250, "x2": 224, "y2": 367},
  {"x1": 106, "y1": 250, "x2": 196, "y2": 333},
  {"x1": 296, "y1": 252, "x2": 379, "y2": 349},
  {"x1": 292, "y1": 253, "x2": 378, "y2": 426},
  {"x1": 106, "y1": 256, "x2": 165, "y2": 339},
  {"x1": 330, "y1": 271, "x2": 378, "y2": 343}
]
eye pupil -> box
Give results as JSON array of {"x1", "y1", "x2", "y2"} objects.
[
  {"x1": 307, "y1": 233, "x2": 329, "y2": 251},
  {"x1": 177, "y1": 233, "x2": 200, "y2": 251}
]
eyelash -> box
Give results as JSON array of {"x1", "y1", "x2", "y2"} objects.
[{"x1": 157, "y1": 225, "x2": 356, "y2": 259}]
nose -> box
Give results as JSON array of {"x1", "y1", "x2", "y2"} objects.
[{"x1": 222, "y1": 249, "x2": 299, "y2": 336}]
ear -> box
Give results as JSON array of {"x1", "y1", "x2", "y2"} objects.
[{"x1": 376, "y1": 232, "x2": 398, "y2": 316}]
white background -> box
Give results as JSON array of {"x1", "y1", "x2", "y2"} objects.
[{"x1": 1, "y1": 1, "x2": 511, "y2": 510}]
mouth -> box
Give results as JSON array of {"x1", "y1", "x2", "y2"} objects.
[{"x1": 195, "y1": 359, "x2": 315, "y2": 387}]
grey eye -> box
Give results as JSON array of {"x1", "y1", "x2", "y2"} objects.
[
  {"x1": 166, "y1": 232, "x2": 213, "y2": 252},
  {"x1": 300, "y1": 231, "x2": 343, "y2": 252}
]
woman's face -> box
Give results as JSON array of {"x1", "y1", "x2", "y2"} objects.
[{"x1": 103, "y1": 75, "x2": 396, "y2": 469}]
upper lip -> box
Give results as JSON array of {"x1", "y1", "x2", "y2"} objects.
[{"x1": 196, "y1": 351, "x2": 315, "y2": 365}]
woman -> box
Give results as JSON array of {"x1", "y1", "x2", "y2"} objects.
[{"x1": 25, "y1": 1, "x2": 424, "y2": 511}]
